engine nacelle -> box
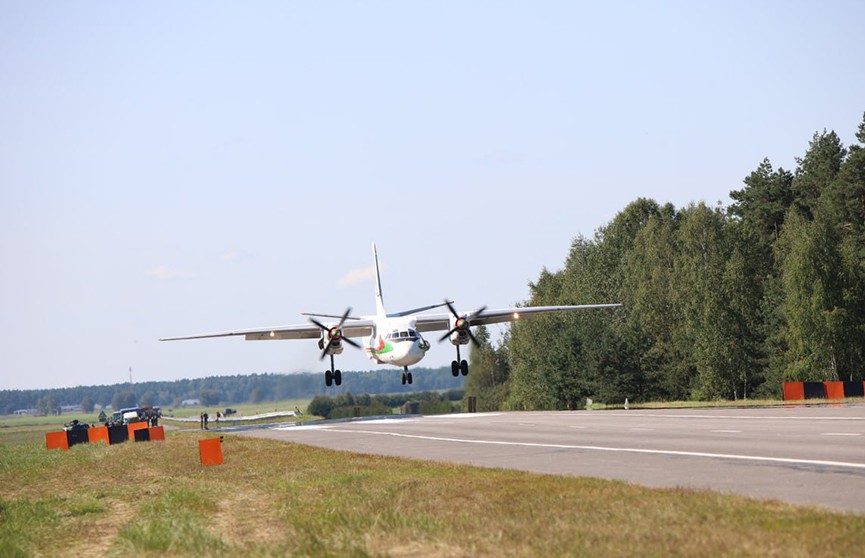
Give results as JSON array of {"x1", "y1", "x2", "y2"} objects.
[
  {"x1": 447, "y1": 316, "x2": 472, "y2": 346},
  {"x1": 318, "y1": 328, "x2": 345, "y2": 355}
]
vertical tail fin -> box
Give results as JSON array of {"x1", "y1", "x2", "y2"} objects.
[{"x1": 373, "y1": 242, "x2": 386, "y2": 318}]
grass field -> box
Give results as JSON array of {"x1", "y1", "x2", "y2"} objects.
[
  {"x1": 1, "y1": 420, "x2": 864, "y2": 557},
  {"x1": 165, "y1": 399, "x2": 313, "y2": 419}
]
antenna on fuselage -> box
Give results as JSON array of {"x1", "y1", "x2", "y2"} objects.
[{"x1": 373, "y1": 242, "x2": 386, "y2": 319}]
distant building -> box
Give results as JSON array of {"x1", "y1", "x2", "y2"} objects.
[
  {"x1": 181, "y1": 399, "x2": 201, "y2": 407},
  {"x1": 13, "y1": 409, "x2": 37, "y2": 415}
]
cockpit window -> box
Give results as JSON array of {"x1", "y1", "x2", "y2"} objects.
[{"x1": 386, "y1": 329, "x2": 420, "y2": 342}]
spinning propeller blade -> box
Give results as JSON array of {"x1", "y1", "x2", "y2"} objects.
[
  {"x1": 309, "y1": 307, "x2": 356, "y2": 359},
  {"x1": 438, "y1": 300, "x2": 487, "y2": 346}
]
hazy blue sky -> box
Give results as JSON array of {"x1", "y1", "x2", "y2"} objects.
[{"x1": 2, "y1": 1, "x2": 863, "y2": 390}]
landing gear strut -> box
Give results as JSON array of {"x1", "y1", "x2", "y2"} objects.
[
  {"x1": 324, "y1": 354, "x2": 342, "y2": 387},
  {"x1": 401, "y1": 366, "x2": 413, "y2": 385},
  {"x1": 450, "y1": 344, "x2": 469, "y2": 377}
]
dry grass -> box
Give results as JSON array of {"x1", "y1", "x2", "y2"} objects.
[{"x1": 1, "y1": 422, "x2": 864, "y2": 557}]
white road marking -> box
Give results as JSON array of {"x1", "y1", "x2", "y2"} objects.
[
  {"x1": 711, "y1": 430, "x2": 742, "y2": 433},
  {"x1": 821, "y1": 433, "x2": 861, "y2": 437},
  {"x1": 276, "y1": 424, "x2": 331, "y2": 431},
  {"x1": 325, "y1": 428, "x2": 865, "y2": 470},
  {"x1": 429, "y1": 413, "x2": 503, "y2": 419},
  {"x1": 567, "y1": 426, "x2": 588, "y2": 429},
  {"x1": 630, "y1": 428, "x2": 654, "y2": 431},
  {"x1": 598, "y1": 413, "x2": 865, "y2": 421}
]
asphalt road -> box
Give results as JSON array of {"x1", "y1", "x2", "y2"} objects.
[{"x1": 239, "y1": 404, "x2": 865, "y2": 514}]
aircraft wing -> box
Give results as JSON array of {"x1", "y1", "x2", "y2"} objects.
[
  {"x1": 160, "y1": 320, "x2": 375, "y2": 342},
  {"x1": 413, "y1": 303, "x2": 622, "y2": 332}
]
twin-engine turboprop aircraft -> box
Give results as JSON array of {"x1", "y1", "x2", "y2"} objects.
[{"x1": 161, "y1": 243, "x2": 621, "y2": 387}]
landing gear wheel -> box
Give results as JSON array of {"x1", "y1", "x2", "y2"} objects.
[
  {"x1": 334, "y1": 369, "x2": 342, "y2": 386},
  {"x1": 401, "y1": 372, "x2": 407, "y2": 385},
  {"x1": 451, "y1": 361, "x2": 459, "y2": 377},
  {"x1": 325, "y1": 370, "x2": 333, "y2": 387},
  {"x1": 460, "y1": 360, "x2": 469, "y2": 376},
  {"x1": 407, "y1": 372, "x2": 413, "y2": 384}
]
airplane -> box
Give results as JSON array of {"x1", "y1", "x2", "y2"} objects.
[{"x1": 160, "y1": 243, "x2": 621, "y2": 387}]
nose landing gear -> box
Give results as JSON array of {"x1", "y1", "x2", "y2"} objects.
[{"x1": 401, "y1": 366, "x2": 413, "y2": 385}]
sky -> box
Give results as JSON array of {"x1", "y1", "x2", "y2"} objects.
[{"x1": 1, "y1": 1, "x2": 863, "y2": 390}]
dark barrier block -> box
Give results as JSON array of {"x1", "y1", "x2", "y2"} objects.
[
  {"x1": 843, "y1": 381, "x2": 864, "y2": 398},
  {"x1": 803, "y1": 382, "x2": 826, "y2": 399},
  {"x1": 134, "y1": 428, "x2": 151, "y2": 442},
  {"x1": 66, "y1": 428, "x2": 89, "y2": 447},
  {"x1": 108, "y1": 425, "x2": 128, "y2": 445}
]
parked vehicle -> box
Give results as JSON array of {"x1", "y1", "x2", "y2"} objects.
[{"x1": 63, "y1": 419, "x2": 90, "y2": 431}]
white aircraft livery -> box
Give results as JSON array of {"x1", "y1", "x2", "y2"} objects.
[{"x1": 161, "y1": 243, "x2": 621, "y2": 387}]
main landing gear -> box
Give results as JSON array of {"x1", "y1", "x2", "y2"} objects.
[
  {"x1": 401, "y1": 366, "x2": 413, "y2": 385},
  {"x1": 324, "y1": 354, "x2": 342, "y2": 387},
  {"x1": 450, "y1": 344, "x2": 469, "y2": 377},
  {"x1": 309, "y1": 308, "x2": 359, "y2": 388}
]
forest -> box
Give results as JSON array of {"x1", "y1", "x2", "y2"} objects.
[{"x1": 465, "y1": 114, "x2": 865, "y2": 410}]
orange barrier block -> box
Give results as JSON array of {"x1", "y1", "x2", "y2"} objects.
[
  {"x1": 199, "y1": 437, "x2": 223, "y2": 466},
  {"x1": 783, "y1": 381, "x2": 805, "y2": 401},
  {"x1": 824, "y1": 381, "x2": 845, "y2": 399},
  {"x1": 128, "y1": 422, "x2": 149, "y2": 441},
  {"x1": 46, "y1": 431, "x2": 69, "y2": 451},
  {"x1": 148, "y1": 426, "x2": 165, "y2": 441},
  {"x1": 88, "y1": 426, "x2": 110, "y2": 445}
]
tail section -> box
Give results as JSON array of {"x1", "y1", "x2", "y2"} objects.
[{"x1": 373, "y1": 242, "x2": 386, "y2": 319}]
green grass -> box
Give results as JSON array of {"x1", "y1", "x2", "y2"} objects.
[
  {"x1": 1, "y1": 422, "x2": 863, "y2": 556},
  {"x1": 0, "y1": 398, "x2": 316, "y2": 431},
  {"x1": 164, "y1": 398, "x2": 312, "y2": 418}
]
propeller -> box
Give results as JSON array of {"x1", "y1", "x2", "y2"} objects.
[
  {"x1": 438, "y1": 300, "x2": 487, "y2": 346},
  {"x1": 309, "y1": 307, "x2": 361, "y2": 360}
]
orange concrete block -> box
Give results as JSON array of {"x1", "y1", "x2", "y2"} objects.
[
  {"x1": 783, "y1": 381, "x2": 805, "y2": 401},
  {"x1": 824, "y1": 381, "x2": 845, "y2": 399},
  {"x1": 148, "y1": 426, "x2": 165, "y2": 441},
  {"x1": 128, "y1": 421, "x2": 149, "y2": 441},
  {"x1": 199, "y1": 437, "x2": 223, "y2": 466},
  {"x1": 46, "y1": 431, "x2": 69, "y2": 451},
  {"x1": 87, "y1": 426, "x2": 110, "y2": 445}
]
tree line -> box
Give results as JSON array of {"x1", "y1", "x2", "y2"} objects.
[
  {"x1": 466, "y1": 114, "x2": 865, "y2": 409},
  {"x1": 307, "y1": 390, "x2": 464, "y2": 419},
  {"x1": 0, "y1": 367, "x2": 464, "y2": 416}
]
